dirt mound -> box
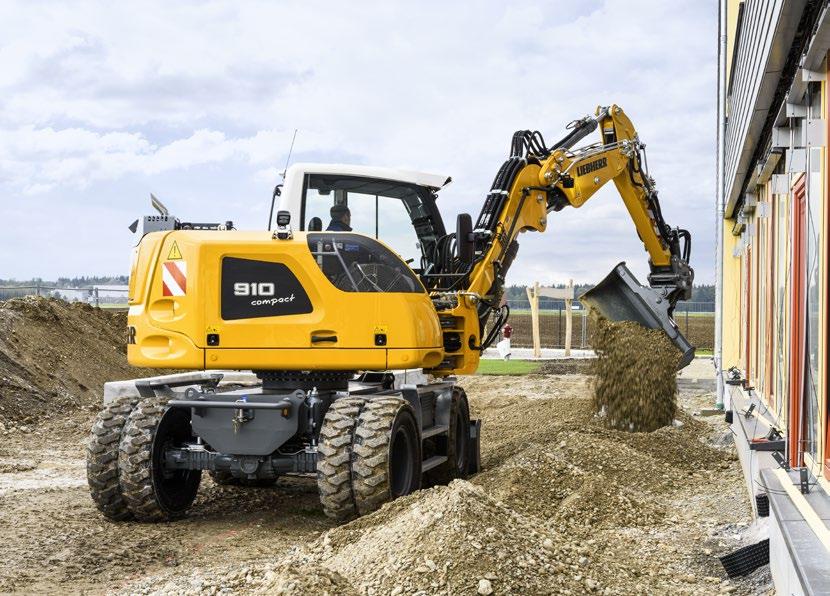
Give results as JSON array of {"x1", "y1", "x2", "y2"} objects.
[
  {"x1": 128, "y1": 481, "x2": 597, "y2": 595},
  {"x1": 0, "y1": 297, "x2": 150, "y2": 426},
  {"x1": 591, "y1": 317, "x2": 679, "y2": 432}
]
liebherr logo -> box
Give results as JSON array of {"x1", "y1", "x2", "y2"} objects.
[{"x1": 576, "y1": 157, "x2": 607, "y2": 177}]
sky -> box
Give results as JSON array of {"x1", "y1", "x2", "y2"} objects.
[{"x1": 0, "y1": 0, "x2": 717, "y2": 286}]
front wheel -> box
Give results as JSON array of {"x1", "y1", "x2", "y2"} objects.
[
  {"x1": 351, "y1": 397, "x2": 421, "y2": 515},
  {"x1": 118, "y1": 399, "x2": 202, "y2": 522},
  {"x1": 427, "y1": 387, "x2": 471, "y2": 485}
]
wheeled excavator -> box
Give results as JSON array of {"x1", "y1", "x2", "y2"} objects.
[{"x1": 87, "y1": 105, "x2": 694, "y2": 522}]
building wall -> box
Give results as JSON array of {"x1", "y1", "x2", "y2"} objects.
[{"x1": 721, "y1": 2, "x2": 829, "y2": 483}]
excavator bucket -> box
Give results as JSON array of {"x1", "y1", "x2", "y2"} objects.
[{"x1": 580, "y1": 262, "x2": 695, "y2": 369}]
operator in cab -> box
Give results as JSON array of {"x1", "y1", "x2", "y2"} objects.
[{"x1": 326, "y1": 205, "x2": 352, "y2": 231}]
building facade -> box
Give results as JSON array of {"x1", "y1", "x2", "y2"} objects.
[{"x1": 719, "y1": 1, "x2": 830, "y2": 591}]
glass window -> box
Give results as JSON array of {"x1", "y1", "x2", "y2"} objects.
[
  {"x1": 301, "y1": 174, "x2": 445, "y2": 268},
  {"x1": 804, "y1": 162, "x2": 821, "y2": 459},
  {"x1": 775, "y1": 194, "x2": 789, "y2": 421},
  {"x1": 306, "y1": 233, "x2": 424, "y2": 293}
]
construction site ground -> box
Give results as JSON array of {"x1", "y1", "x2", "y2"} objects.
[{"x1": 0, "y1": 299, "x2": 771, "y2": 595}]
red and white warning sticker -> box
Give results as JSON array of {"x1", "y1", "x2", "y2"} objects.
[{"x1": 162, "y1": 260, "x2": 187, "y2": 296}]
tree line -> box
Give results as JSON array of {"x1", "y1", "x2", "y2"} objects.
[
  {"x1": 0, "y1": 275, "x2": 129, "y2": 287},
  {"x1": 503, "y1": 283, "x2": 715, "y2": 311}
]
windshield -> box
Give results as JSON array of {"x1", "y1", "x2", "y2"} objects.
[{"x1": 301, "y1": 174, "x2": 446, "y2": 269}]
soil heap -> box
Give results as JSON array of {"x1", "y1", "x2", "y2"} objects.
[
  {"x1": 0, "y1": 297, "x2": 150, "y2": 426},
  {"x1": 590, "y1": 317, "x2": 679, "y2": 432}
]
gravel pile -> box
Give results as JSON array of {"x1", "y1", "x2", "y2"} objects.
[{"x1": 128, "y1": 480, "x2": 600, "y2": 595}]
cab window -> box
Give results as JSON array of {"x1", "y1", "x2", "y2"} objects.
[
  {"x1": 306, "y1": 233, "x2": 424, "y2": 293},
  {"x1": 302, "y1": 174, "x2": 440, "y2": 267}
]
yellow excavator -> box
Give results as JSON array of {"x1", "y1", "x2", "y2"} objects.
[{"x1": 87, "y1": 105, "x2": 694, "y2": 522}]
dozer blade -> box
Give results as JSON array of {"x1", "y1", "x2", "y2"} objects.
[{"x1": 580, "y1": 262, "x2": 695, "y2": 369}]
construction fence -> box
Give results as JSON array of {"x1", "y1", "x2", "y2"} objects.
[{"x1": 502, "y1": 300, "x2": 715, "y2": 352}]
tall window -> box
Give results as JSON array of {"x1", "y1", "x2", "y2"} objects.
[
  {"x1": 802, "y1": 84, "x2": 823, "y2": 462},
  {"x1": 757, "y1": 213, "x2": 766, "y2": 395},
  {"x1": 775, "y1": 194, "x2": 790, "y2": 421},
  {"x1": 804, "y1": 156, "x2": 822, "y2": 460}
]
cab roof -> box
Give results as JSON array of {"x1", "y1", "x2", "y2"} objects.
[{"x1": 284, "y1": 163, "x2": 452, "y2": 191}]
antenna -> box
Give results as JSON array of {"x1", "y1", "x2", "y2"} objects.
[
  {"x1": 150, "y1": 193, "x2": 169, "y2": 216},
  {"x1": 269, "y1": 129, "x2": 298, "y2": 230},
  {"x1": 280, "y1": 129, "x2": 298, "y2": 179}
]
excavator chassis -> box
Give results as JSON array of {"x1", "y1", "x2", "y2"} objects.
[{"x1": 89, "y1": 371, "x2": 480, "y2": 522}]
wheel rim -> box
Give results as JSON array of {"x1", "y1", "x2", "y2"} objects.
[
  {"x1": 152, "y1": 408, "x2": 201, "y2": 513},
  {"x1": 390, "y1": 421, "x2": 416, "y2": 497}
]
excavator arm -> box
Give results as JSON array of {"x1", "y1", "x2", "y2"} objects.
[
  {"x1": 426, "y1": 105, "x2": 694, "y2": 374},
  {"x1": 536, "y1": 106, "x2": 693, "y2": 305}
]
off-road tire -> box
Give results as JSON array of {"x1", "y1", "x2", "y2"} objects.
[
  {"x1": 119, "y1": 398, "x2": 202, "y2": 522},
  {"x1": 86, "y1": 397, "x2": 138, "y2": 521},
  {"x1": 209, "y1": 471, "x2": 278, "y2": 488},
  {"x1": 352, "y1": 397, "x2": 421, "y2": 515},
  {"x1": 317, "y1": 397, "x2": 367, "y2": 520},
  {"x1": 427, "y1": 387, "x2": 471, "y2": 485}
]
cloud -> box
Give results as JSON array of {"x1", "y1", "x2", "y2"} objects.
[{"x1": 0, "y1": 0, "x2": 717, "y2": 284}]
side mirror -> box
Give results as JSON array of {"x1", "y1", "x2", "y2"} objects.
[
  {"x1": 268, "y1": 184, "x2": 283, "y2": 231},
  {"x1": 456, "y1": 213, "x2": 474, "y2": 264}
]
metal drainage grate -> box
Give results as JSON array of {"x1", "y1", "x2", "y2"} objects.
[
  {"x1": 719, "y1": 539, "x2": 770, "y2": 578},
  {"x1": 755, "y1": 493, "x2": 769, "y2": 517}
]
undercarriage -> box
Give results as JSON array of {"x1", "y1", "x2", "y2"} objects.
[{"x1": 88, "y1": 370, "x2": 481, "y2": 522}]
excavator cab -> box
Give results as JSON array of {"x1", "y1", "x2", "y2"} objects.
[
  {"x1": 580, "y1": 262, "x2": 695, "y2": 369},
  {"x1": 276, "y1": 164, "x2": 452, "y2": 274}
]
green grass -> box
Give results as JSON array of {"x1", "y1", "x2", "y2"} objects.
[{"x1": 475, "y1": 359, "x2": 540, "y2": 375}]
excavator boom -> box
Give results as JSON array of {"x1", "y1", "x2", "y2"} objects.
[{"x1": 433, "y1": 105, "x2": 695, "y2": 370}]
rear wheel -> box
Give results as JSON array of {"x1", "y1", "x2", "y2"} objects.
[
  {"x1": 317, "y1": 397, "x2": 367, "y2": 520},
  {"x1": 119, "y1": 399, "x2": 202, "y2": 522},
  {"x1": 86, "y1": 397, "x2": 137, "y2": 521},
  {"x1": 352, "y1": 397, "x2": 421, "y2": 515}
]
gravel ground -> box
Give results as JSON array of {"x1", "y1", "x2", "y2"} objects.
[{"x1": 0, "y1": 360, "x2": 772, "y2": 595}]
